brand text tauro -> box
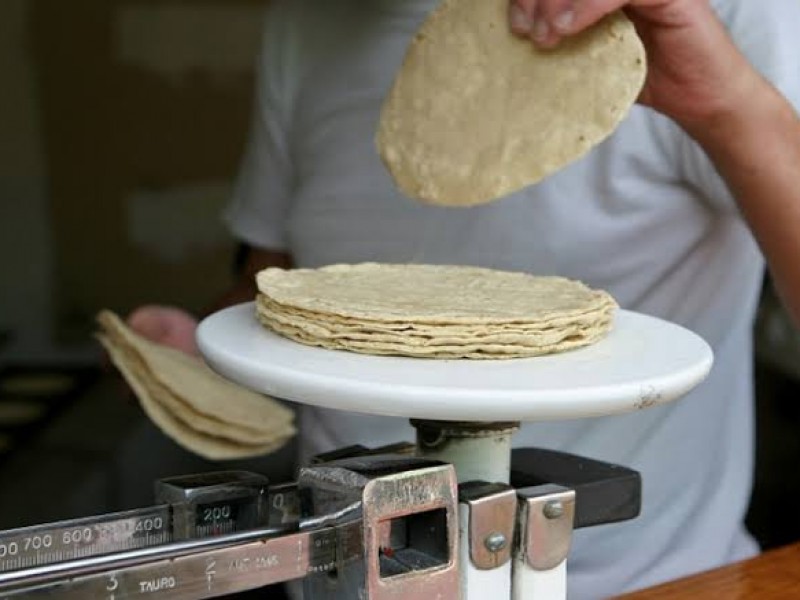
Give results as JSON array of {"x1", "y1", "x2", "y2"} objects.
[{"x1": 139, "y1": 576, "x2": 177, "y2": 593}]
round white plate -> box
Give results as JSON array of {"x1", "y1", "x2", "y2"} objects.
[{"x1": 198, "y1": 303, "x2": 713, "y2": 422}]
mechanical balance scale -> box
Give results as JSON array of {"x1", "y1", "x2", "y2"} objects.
[{"x1": 0, "y1": 304, "x2": 712, "y2": 600}]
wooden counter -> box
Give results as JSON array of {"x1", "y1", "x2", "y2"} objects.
[{"x1": 620, "y1": 543, "x2": 800, "y2": 599}]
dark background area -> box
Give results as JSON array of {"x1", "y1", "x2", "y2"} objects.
[
  {"x1": 0, "y1": 0, "x2": 799, "y2": 585},
  {"x1": 0, "y1": 0, "x2": 298, "y2": 542}
]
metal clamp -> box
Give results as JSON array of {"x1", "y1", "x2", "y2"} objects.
[
  {"x1": 459, "y1": 482, "x2": 517, "y2": 570},
  {"x1": 363, "y1": 462, "x2": 460, "y2": 599},
  {"x1": 517, "y1": 485, "x2": 575, "y2": 571},
  {"x1": 300, "y1": 455, "x2": 461, "y2": 600}
]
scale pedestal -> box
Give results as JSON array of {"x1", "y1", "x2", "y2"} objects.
[
  {"x1": 412, "y1": 420, "x2": 520, "y2": 484},
  {"x1": 197, "y1": 303, "x2": 713, "y2": 600}
]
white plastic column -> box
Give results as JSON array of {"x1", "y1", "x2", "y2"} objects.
[
  {"x1": 412, "y1": 421, "x2": 519, "y2": 600},
  {"x1": 512, "y1": 485, "x2": 575, "y2": 600},
  {"x1": 512, "y1": 558, "x2": 567, "y2": 600},
  {"x1": 412, "y1": 421, "x2": 518, "y2": 484},
  {"x1": 459, "y1": 503, "x2": 513, "y2": 600}
]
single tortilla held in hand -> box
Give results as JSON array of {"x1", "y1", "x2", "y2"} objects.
[{"x1": 376, "y1": 0, "x2": 646, "y2": 206}]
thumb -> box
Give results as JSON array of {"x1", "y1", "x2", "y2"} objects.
[
  {"x1": 128, "y1": 308, "x2": 165, "y2": 340},
  {"x1": 127, "y1": 305, "x2": 199, "y2": 355}
]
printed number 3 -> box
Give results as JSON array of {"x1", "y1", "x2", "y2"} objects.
[{"x1": 107, "y1": 573, "x2": 119, "y2": 597}]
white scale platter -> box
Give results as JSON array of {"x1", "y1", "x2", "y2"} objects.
[{"x1": 198, "y1": 303, "x2": 713, "y2": 422}]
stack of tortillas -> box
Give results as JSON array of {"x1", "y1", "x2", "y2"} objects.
[
  {"x1": 256, "y1": 264, "x2": 616, "y2": 359},
  {"x1": 376, "y1": 0, "x2": 647, "y2": 206},
  {"x1": 97, "y1": 311, "x2": 295, "y2": 460}
]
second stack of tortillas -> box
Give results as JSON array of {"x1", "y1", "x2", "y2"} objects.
[
  {"x1": 98, "y1": 311, "x2": 295, "y2": 460},
  {"x1": 377, "y1": 0, "x2": 646, "y2": 206}
]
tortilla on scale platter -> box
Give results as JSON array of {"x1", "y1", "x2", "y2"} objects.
[{"x1": 256, "y1": 263, "x2": 617, "y2": 359}]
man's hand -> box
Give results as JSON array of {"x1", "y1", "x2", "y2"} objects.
[
  {"x1": 510, "y1": 1, "x2": 800, "y2": 328},
  {"x1": 127, "y1": 305, "x2": 200, "y2": 355},
  {"x1": 508, "y1": 0, "x2": 760, "y2": 136}
]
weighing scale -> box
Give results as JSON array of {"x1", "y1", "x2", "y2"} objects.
[{"x1": 0, "y1": 303, "x2": 712, "y2": 599}]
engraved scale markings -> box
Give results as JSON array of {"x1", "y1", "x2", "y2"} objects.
[
  {"x1": 0, "y1": 507, "x2": 171, "y2": 574},
  {"x1": 0, "y1": 521, "x2": 362, "y2": 599}
]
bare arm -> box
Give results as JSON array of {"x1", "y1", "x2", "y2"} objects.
[
  {"x1": 691, "y1": 85, "x2": 800, "y2": 325},
  {"x1": 510, "y1": 0, "x2": 800, "y2": 324}
]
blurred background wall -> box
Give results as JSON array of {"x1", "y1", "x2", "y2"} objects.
[
  {"x1": 0, "y1": 0, "x2": 300, "y2": 529},
  {"x1": 2, "y1": 0, "x2": 267, "y2": 361},
  {"x1": 0, "y1": 0, "x2": 53, "y2": 362}
]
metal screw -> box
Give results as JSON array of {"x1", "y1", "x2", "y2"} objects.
[
  {"x1": 484, "y1": 532, "x2": 507, "y2": 553},
  {"x1": 543, "y1": 500, "x2": 564, "y2": 520}
]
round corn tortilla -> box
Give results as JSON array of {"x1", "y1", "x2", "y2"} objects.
[
  {"x1": 256, "y1": 263, "x2": 616, "y2": 359},
  {"x1": 257, "y1": 292, "x2": 611, "y2": 334},
  {"x1": 257, "y1": 263, "x2": 615, "y2": 324},
  {"x1": 257, "y1": 313, "x2": 610, "y2": 359},
  {"x1": 97, "y1": 311, "x2": 295, "y2": 459},
  {"x1": 258, "y1": 301, "x2": 606, "y2": 346},
  {"x1": 99, "y1": 335, "x2": 286, "y2": 460},
  {"x1": 98, "y1": 312, "x2": 293, "y2": 433},
  {"x1": 376, "y1": 0, "x2": 646, "y2": 206}
]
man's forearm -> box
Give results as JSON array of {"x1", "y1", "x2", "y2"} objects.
[{"x1": 691, "y1": 79, "x2": 800, "y2": 325}]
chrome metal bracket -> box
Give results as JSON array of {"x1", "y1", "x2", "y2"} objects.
[
  {"x1": 459, "y1": 482, "x2": 517, "y2": 570},
  {"x1": 517, "y1": 485, "x2": 575, "y2": 571}
]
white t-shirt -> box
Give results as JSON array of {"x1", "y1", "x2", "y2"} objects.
[{"x1": 224, "y1": 1, "x2": 800, "y2": 597}]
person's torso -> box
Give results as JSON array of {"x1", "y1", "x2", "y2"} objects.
[{"x1": 272, "y1": 1, "x2": 764, "y2": 595}]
